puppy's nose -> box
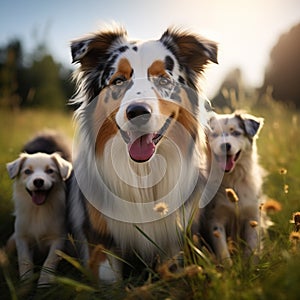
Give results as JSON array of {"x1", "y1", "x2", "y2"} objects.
[
  {"x1": 33, "y1": 178, "x2": 44, "y2": 188},
  {"x1": 220, "y1": 143, "x2": 231, "y2": 153},
  {"x1": 126, "y1": 104, "x2": 151, "y2": 126}
]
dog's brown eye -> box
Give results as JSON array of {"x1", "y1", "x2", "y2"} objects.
[
  {"x1": 24, "y1": 169, "x2": 33, "y2": 175},
  {"x1": 112, "y1": 76, "x2": 126, "y2": 86},
  {"x1": 45, "y1": 169, "x2": 54, "y2": 174},
  {"x1": 159, "y1": 77, "x2": 170, "y2": 86}
]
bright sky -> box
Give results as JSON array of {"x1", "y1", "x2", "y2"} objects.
[{"x1": 1, "y1": 0, "x2": 300, "y2": 97}]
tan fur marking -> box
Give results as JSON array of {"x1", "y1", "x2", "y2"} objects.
[
  {"x1": 89, "y1": 244, "x2": 108, "y2": 279},
  {"x1": 86, "y1": 202, "x2": 108, "y2": 237},
  {"x1": 158, "y1": 98, "x2": 199, "y2": 157},
  {"x1": 148, "y1": 60, "x2": 168, "y2": 77},
  {"x1": 109, "y1": 58, "x2": 132, "y2": 84},
  {"x1": 158, "y1": 98, "x2": 179, "y2": 119},
  {"x1": 95, "y1": 113, "x2": 118, "y2": 157},
  {"x1": 93, "y1": 89, "x2": 120, "y2": 156}
]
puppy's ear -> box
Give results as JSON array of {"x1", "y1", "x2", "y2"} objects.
[
  {"x1": 51, "y1": 153, "x2": 73, "y2": 180},
  {"x1": 239, "y1": 114, "x2": 264, "y2": 138},
  {"x1": 206, "y1": 113, "x2": 218, "y2": 131},
  {"x1": 6, "y1": 155, "x2": 27, "y2": 179},
  {"x1": 207, "y1": 114, "x2": 217, "y2": 125}
]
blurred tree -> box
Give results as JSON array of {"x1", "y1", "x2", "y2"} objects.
[
  {"x1": 29, "y1": 52, "x2": 66, "y2": 109},
  {"x1": 259, "y1": 23, "x2": 300, "y2": 108},
  {"x1": 211, "y1": 68, "x2": 244, "y2": 111},
  {"x1": 0, "y1": 39, "x2": 23, "y2": 109},
  {"x1": 0, "y1": 39, "x2": 75, "y2": 110}
]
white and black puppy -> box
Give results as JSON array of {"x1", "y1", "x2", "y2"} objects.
[
  {"x1": 7, "y1": 137, "x2": 72, "y2": 286},
  {"x1": 200, "y1": 112, "x2": 265, "y2": 265}
]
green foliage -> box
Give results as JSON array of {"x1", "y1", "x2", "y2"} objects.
[
  {"x1": 28, "y1": 55, "x2": 67, "y2": 109},
  {"x1": 0, "y1": 39, "x2": 74, "y2": 110}
]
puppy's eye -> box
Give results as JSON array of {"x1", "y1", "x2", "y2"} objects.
[
  {"x1": 45, "y1": 169, "x2": 54, "y2": 174},
  {"x1": 211, "y1": 132, "x2": 219, "y2": 138},
  {"x1": 112, "y1": 76, "x2": 126, "y2": 86},
  {"x1": 232, "y1": 131, "x2": 241, "y2": 137},
  {"x1": 24, "y1": 169, "x2": 33, "y2": 175}
]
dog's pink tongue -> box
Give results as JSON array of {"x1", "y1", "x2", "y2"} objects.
[
  {"x1": 225, "y1": 155, "x2": 235, "y2": 172},
  {"x1": 32, "y1": 191, "x2": 47, "y2": 205},
  {"x1": 219, "y1": 155, "x2": 235, "y2": 172},
  {"x1": 128, "y1": 134, "x2": 155, "y2": 162}
]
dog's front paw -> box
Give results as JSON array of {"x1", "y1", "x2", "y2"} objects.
[
  {"x1": 98, "y1": 259, "x2": 119, "y2": 284},
  {"x1": 19, "y1": 263, "x2": 34, "y2": 282},
  {"x1": 37, "y1": 272, "x2": 55, "y2": 287}
]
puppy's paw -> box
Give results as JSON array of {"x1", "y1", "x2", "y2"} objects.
[{"x1": 37, "y1": 272, "x2": 55, "y2": 287}]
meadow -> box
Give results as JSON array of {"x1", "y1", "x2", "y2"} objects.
[{"x1": 0, "y1": 93, "x2": 300, "y2": 299}]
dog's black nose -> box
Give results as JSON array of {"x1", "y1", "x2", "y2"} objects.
[
  {"x1": 220, "y1": 143, "x2": 231, "y2": 153},
  {"x1": 33, "y1": 178, "x2": 44, "y2": 188},
  {"x1": 126, "y1": 104, "x2": 151, "y2": 126}
]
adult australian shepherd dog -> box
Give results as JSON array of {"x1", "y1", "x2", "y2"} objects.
[{"x1": 69, "y1": 25, "x2": 218, "y2": 281}]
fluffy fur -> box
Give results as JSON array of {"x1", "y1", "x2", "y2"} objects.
[
  {"x1": 200, "y1": 112, "x2": 265, "y2": 265},
  {"x1": 68, "y1": 25, "x2": 218, "y2": 280},
  {"x1": 6, "y1": 135, "x2": 72, "y2": 286}
]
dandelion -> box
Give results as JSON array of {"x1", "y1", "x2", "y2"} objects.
[
  {"x1": 289, "y1": 231, "x2": 300, "y2": 243},
  {"x1": 225, "y1": 188, "x2": 240, "y2": 237},
  {"x1": 290, "y1": 212, "x2": 300, "y2": 232},
  {"x1": 225, "y1": 188, "x2": 239, "y2": 203},
  {"x1": 279, "y1": 168, "x2": 287, "y2": 175},
  {"x1": 157, "y1": 261, "x2": 176, "y2": 279},
  {"x1": 289, "y1": 231, "x2": 300, "y2": 253},
  {"x1": 261, "y1": 198, "x2": 282, "y2": 214},
  {"x1": 183, "y1": 265, "x2": 203, "y2": 277},
  {"x1": 249, "y1": 220, "x2": 258, "y2": 228},
  {"x1": 284, "y1": 184, "x2": 289, "y2": 194},
  {"x1": 153, "y1": 202, "x2": 169, "y2": 216}
]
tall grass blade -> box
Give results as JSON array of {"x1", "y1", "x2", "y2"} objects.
[
  {"x1": 55, "y1": 250, "x2": 94, "y2": 281},
  {"x1": 134, "y1": 225, "x2": 168, "y2": 257},
  {"x1": 101, "y1": 249, "x2": 135, "y2": 269},
  {"x1": 55, "y1": 276, "x2": 97, "y2": 292}
]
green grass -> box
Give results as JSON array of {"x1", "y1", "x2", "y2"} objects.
[{"x1": 1, "y1": 95, "x2": 300, "y2": 299}]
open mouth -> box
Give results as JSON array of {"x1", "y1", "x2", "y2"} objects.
[
  {"x1": 214, "y1": 150, "x2": 241, "y2": 173},
  {"x1": 119, "y1": 116, "x2": 173, "y2": 162},
  {"x1": 26, "y1": 188, "x2": 50, "y2": 205}
]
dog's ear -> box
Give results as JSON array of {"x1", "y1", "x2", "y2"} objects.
[
  {"x1": 71, "y1": 27, "x2": 128, "y2": 65},
  {"x1": 6, "y1": 155, "x2": 27, "y2": 179},
  {"x1": 207, "y1": 114, "x2": 217, "y2": 125},
  {"x1": 71, "y1": 38, "x2": 93, "y2": 63},
  {"x1": 51, "y1": 153, "x2": 73, "y2": 180},
  {"x1": 239, "y1": 114, "x2": 264, "y2": 138},
  {"x1": 160, "y1": 28, "x2": 218, "y2": 89},
  {"x1": 206, "y1": 114, "x2": 218, "y2": 131}
]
